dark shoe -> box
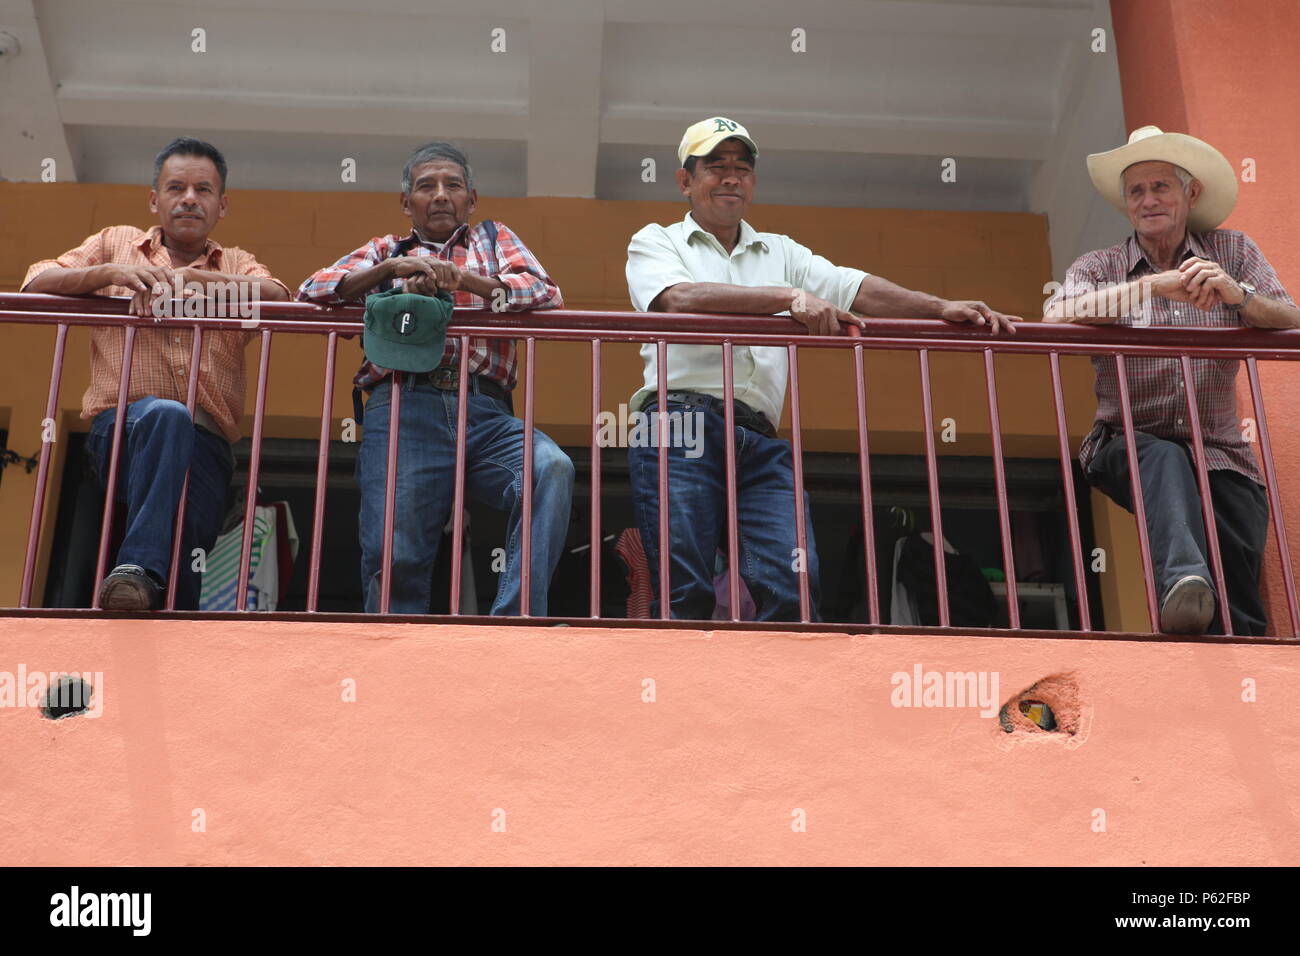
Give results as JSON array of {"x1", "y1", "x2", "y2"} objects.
[
  {"x1": 1159, "y1": 574, "x2": 1215, "y2": 635},
  {"x1": 98, "y1": 564, "x2": 164, "y2": 611}
]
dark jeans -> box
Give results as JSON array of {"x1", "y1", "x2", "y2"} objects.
[
  {"x1": 1087, "y1": 428, "x2": 1269, "y2": 635},
  {"x1": 628, "y1": 401, "x2": 820, "y2": 622},
  {"x1": 86, "y1": 396, "x2": 234, "y2": 610},
  {"x1": 356, "y1": 378, "x2": 574, "y2": 615}
]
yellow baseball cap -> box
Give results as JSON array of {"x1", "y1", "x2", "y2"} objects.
[{"x1": 678, "y1": 117, "x2": 758, "y2": 166}]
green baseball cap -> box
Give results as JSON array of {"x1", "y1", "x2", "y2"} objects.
[{"x1": 362, "y1": 288, "x2": 454, "y2": 373}]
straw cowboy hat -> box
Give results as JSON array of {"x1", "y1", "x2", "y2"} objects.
[{"x1": 1087, "y1": 125, "x2": 1238, "y2": 233}]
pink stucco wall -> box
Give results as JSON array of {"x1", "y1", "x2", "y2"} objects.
[{"x1": 3, "y1": 617, "x2": 1297, "y2": 865}]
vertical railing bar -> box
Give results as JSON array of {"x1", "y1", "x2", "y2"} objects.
[
  {"x1": 656, "y1": 339, "x2": 670, "y2": 621},
  {"x1": 164, "y1": 325, "x2": 204, "y2": 611},
  {"x1": 236, "y1": 328, "x2": 273, "y2": 613},
  {"x1": 722, "y1": 341, "x2": 741, "y2": 622},
  {"x1": 1048, "y1": 352, "x2": 1091, "y2": 632},
  {"x1": 20, "y1": 322, "x2": 69, "y2": 608},
  {"x1": 588, "y1": 338, "x2": 603, "y2": 619},
  {"x1": 91, "y1": 325, "x2": 137, "y2": 610},
  {"x1": 305, "y1": 330, "x2": 338, "y2": 613},
  {"x1": 1246, "y1": 356, "x2": 1300, "y2": 636},
  {"x1": 379, "y1": 371, "x2": 402, "y2": 615},
  {"x1": 449, "y1": 343, "x2": 471, "y2": 615},
  {"x1": 983, "y1": 348, "x2": 1019, "y2": 629},
  {"x1": 850, "y1": 336, "x2": 881, "y2": 626},
  {"x1": 1114, "y1": 353, "x2": 1160, "y2": 630},
  {"x1": 917, "y1": 348, "x2": 950, "y2": 626},
  {"x1": 1179, "y1": 354, "x2": 1232, "y2": 636},
  {"x1": 787, "y1": 343, "x2": 812, "y2": 623},
  {"x1": 520, "y1": 336, "x2": 536, "y2": 617}
]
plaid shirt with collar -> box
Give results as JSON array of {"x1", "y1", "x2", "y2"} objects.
[
  {"x1": 22, "y1": 224, "x2": 288, "y2": 443},
  {"x1": 1046, "y1": 229, "x2": 1293, "y2": 484},
  {"x1": 296, "y1": 220, "x2": 562, "y2": 391}
]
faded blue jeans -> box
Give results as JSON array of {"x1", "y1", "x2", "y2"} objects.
[
  {"x1": 628, "y1": 400, "x2": 820, "y2": 621},
  {"x1": 1086, "y1": 427, "x2": 1269, "y2": 635},
  {"x1": 86, "y1": 396, "x2": 234, "y2": 610},
  {"x1": 356, "y1": 377, "x2": 574, "y2": 615}
]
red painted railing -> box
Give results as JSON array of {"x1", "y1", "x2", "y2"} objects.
[{"x1": 3, "y1": 291, "x2": 1299, "y2": 639}]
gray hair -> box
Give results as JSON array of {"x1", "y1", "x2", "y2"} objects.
[
  {"x1": 1120, "y1": 162, "x2": 1194, "y2": 196},
  {"x1": 401, "y1": 142, "x2": 474, "y2": 194}
]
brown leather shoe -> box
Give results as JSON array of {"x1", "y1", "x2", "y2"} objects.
[{"x1": 98, "y1": 565, "x2": 165, "y2": 611}]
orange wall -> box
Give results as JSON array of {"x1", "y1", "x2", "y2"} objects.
[
  {"x1": 1110, "y1": 0, "x2": 1300, "y2": 636},
  {"x1": 3, "y1": 616, "x2": 1297, "y2": 865}
]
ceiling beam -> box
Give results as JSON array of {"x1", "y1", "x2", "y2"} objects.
[
  {"x1": 0, "y1": 0, "x2": 76, "y2": 182},
  {"x1": 97, "y1": 0, "x2": 1093, "y2": 36},
  {"x1": 603, "y1": 0, "x2": 1095, "y2": 38},
  {"x1": 1029, "y1": 0, "x2": 1127, "y2": 273},
  {"x1": 525, "y1": 0, "x2": 603, "y2": 197},
  {"x1": 94, "y1": 0, "x2": 536, "y2": 15},
  {"x1": 56, "y1": 84, "x2": 528, "y2": 140},
  {"x1": 603, "y1": 110, "x2": 1050, "y2": 161}
]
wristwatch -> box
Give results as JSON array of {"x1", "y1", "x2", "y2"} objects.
[{"x1": 1226, "y1": 280, "x2": 1256, "y2": 312}]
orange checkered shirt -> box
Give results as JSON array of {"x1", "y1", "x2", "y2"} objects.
[{"x1": 23, "y1": 225, "x2": 288, "y2": 442}]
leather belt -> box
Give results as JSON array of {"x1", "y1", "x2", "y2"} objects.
[
  {"x1": 406, "y1": 366, "x2": 511, "y2": 403},
  {"x1": 653, "y1": 390, "x2": 777, "y2": 438}
]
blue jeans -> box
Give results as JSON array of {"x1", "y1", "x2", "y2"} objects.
[
  {"x1": 1086, "y1": 427, "x2": 1269, "y2": 635},
  {"x1": 356, "y1": 378, "x2": 575, "y2": 615},
  {"x1": 627, "y1": 401, "x2": 820, "y2": 621},
  {"x1": 86, "y1": 396, "x2": 234, "y2": 610}
]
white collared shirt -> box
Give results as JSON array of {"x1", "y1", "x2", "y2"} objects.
[{"x1": 625, "y1": 212, "x2": 868, "y2": 424}]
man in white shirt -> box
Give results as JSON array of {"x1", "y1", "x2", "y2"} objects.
[{"x1": 625, "y1": 116, "x2": 1020, "y2": 621}]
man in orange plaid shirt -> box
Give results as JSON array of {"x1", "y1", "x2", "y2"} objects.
[{"x1": 23, "y1": 137, "x2": 290, "y2": 611}]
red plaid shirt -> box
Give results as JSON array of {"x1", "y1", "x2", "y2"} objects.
[
  {"x1": 297, "y1": 220, "x2": 562, "y2": 390},
  {"x1": 1046, "y1": 229, "x2": 1293, "y2": 484}
]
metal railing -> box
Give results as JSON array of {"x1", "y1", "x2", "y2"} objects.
[{"x1": 3, "y1": 291, "x2": 1299, "y2": 640}]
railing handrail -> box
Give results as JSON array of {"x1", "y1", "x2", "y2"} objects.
[
  {"x1": 5, "y1": 292, "x2": 1299, "y2": 636},
  {"x1": 4, "y1": 292, "x2": 1300, "y2": 358}
]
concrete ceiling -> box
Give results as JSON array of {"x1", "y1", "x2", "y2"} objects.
[{"x1": 0, "y1": 0, "x2": 1130, "y2": 269}]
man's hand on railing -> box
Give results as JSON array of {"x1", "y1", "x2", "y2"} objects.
[
  {"x1": 940, "y1": 299, "x2": 1021, "y2": 335},
  {"x1": 106, "y1": 264, "x2": 176, "y2": 318},
  {"x1": 789, "y1": 290, "x2": 866, "y2": 337}
]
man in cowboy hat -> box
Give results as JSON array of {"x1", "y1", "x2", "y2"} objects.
[
  {"x1": 625, "y1": 116, "x2": 1020, "y2": 621},
  {"x1": 1045, "y1": 126, "x2": 1300, "y2": 635}
]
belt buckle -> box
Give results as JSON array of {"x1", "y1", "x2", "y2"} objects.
[{"x1": 431, "y1": 366, "x2": 458, "y2": 390}]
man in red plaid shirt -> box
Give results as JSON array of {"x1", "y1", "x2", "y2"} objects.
[
  {"x1": 299, "y1": 142, "x2": 573, "y2": 616},
  {"x1": 1045, "y1": 127, "x2": 1300, "y2": 635}
]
